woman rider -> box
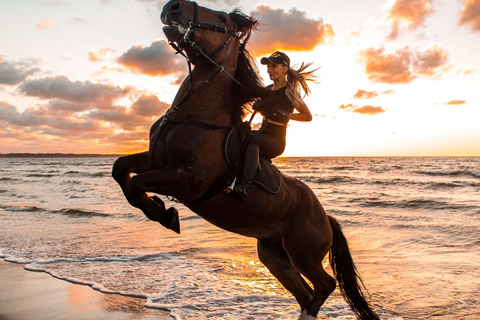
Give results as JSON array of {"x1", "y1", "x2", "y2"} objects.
[{"x1": 234, "y1": 51, "x2": 316, "y2": 201}]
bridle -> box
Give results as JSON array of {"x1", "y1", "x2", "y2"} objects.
[
  {"x1": 179, "y1": 1, "x2": 239, "y2": 57},
  {"x1": 150, "y1": 1, "x2": 252, "y2": 168},
  {"x1": 166, "y1": 1, "x2": 249, "y2": 110}
]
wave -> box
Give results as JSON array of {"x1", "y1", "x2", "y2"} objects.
[
  {"x1": 328, "y1": 166, "x2": 358, "y2": 171},
  {"x1": 54, "y1": 208, "x2": 111, "y2": 218},
  {"x1": 64, "y1": 171, "x2": 108, "y2": 178},
  {"x1": 299, "y1": 175, "x2": 358, "y2": 184},
  {"x1": 0, "y1": 177, "x2": 20, "y2": 182},
  {"x1": 415, "y1": 170, "x2": 480, "y2": 179},
  {"x1": 0, "y1": 204, "x2": 45, "y2": 212},
  {"x1": 24, "y1": 263, "x2": 149, "y2": 299},
  {"x1": 359, "y1": 198, "x2": 479, "y2": 211},
  {"x1": 0, "y1": 204, "x2": 110, "y2": 218},
  {"x1": 25, "y1": 173, "x2": 56, "y2": 178}
]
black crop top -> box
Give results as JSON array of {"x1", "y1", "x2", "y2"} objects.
[{"x1": 255, "y1": 85, "x2": 294, "y2": 126}]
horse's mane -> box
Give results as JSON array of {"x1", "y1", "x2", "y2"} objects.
[{"x1": 229, "y1": 9, "x2": 270, "y2": 124}]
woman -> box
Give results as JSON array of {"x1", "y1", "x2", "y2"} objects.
[{"x1": 235, "y1": 51, "x2": 316, "y2": 201}]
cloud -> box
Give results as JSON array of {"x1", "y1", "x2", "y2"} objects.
[
  {"x1": 0, "y1": 101, "x2": 97, "y2": 132},
  {"x1": 19, "y1": 76, "x2": 131, "y2": 105},
  {"x1": 117, "y1": 40, "x2": 185, "y2": 76},
  {"x1": 0, "y1": 58, "x2": 40, "y2": 85},
  {"x1": 354, "y1": 90, "x2": 379, "y2": 99},
  {"x1": 383, "y1": 0, "x2": 434, "y2": 40},
  {"x1": 459, "y1": 0, "x2": 480, "y2": 32},
  {"x1": 358, "y1": 47, "x2": 413, "y2": 83},
  {"x1": 88, "y1": 48, "x2": 113, "y2": 62},
  {"x1": 414, "y1": 44, "x2": 450, "y2": 76},
  {"x1": 249, "y1": 4, "x2": 334, "y2": 56},
  {"x1": 358, "y1": 44, "x2": 450, "y2": 84},
  {"x1": 130, "y1": 95, "x2": 169, "y2": 117},
  {"x1": 1, "y1": 89, "x2": 169, "y2": 153},
  {"x1": 446, "y1": 99, "x2": 466, "y2": 105},
  {"x1": 36, "y1": 18, "x2": 57, "y2": 30},
  {"x1": 382, "y1": 89, "x2": 396, "y2": 94},
  {"x1": 456, "y1": 67, "x2": 475, "y2": 75},
  {"x1": 339, "y1": 104, "x2": 386, "y2": 115}
]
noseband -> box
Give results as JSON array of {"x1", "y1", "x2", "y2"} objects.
[{"x1": 169, "y1": 1, "x2": 238, "y2": 59}]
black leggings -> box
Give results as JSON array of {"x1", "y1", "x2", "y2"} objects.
[{"x1": 248, "y1": 133, "x2": 285, "y2": 160}]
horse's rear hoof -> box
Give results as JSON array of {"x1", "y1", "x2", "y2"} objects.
[{"x1": 165, "y1": 207, "x2": 180, "y2": 234}]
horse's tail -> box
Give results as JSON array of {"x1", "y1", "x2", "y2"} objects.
[{"x1": 328, "y1": 215, "x2": 380, "y2": 320}]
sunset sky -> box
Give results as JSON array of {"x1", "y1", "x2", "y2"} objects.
[{"x1": 1, "y1": 0, "x2": 479, "y2": 156}]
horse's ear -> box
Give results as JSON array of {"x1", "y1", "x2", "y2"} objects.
[{"x1": 229, "y1": 9, "x2": 258, "y2": 34}]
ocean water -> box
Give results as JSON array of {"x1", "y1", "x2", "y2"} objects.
[{"x1": 1, "y1": 156, "x2": 479, "y2": 320}]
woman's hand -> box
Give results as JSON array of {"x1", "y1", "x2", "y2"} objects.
[{"x1": 289, "y1": 100, "x2": 312, "y2": 122}]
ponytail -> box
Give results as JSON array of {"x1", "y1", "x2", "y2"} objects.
[{"x1": 285, "y1": 62, "x2": 318, "y2": 105}]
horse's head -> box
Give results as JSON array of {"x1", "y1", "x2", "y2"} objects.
[{"x1": 161, "y1": 0, "x2": 257, "y2": 64}]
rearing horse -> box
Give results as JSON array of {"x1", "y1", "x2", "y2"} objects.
[{"x1": 112, "y1": 1, "x2": 379, "y2": 319}]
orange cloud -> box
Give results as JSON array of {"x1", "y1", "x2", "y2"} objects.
[
  {"x1": 88, "y1": 48, "x2": 113, "y2": 62},
  {"x1": 36, "y1": 18, "x2": 56, "y2": 30},
  {"x1": 456, "y1": 67, "x2": 475, "y2": 75},
  {"x1": 414, "y1": 44, "x2": 450, "y2": 77},
  {"x1": 117, "y1": 40, "x2": 185, "y2": 76},
  {"x1": 1, "y1": 90, "x2": 169, "y2": 154},
  {"x1": 446, "y1": 100, "x2": 467, "y2": 105},
  {"x1": 459, "y1": 0, "x2": 480, "y2": 32},
  {"x1": 249, "y1": 4, "x2": 334, "y2": 56},
  {"x1": 353, "y1": 90, "x2": 379, "y2": 99},
  {"x1": 358, "y1": 44, "x2": 450, "y2": 84},
  {"x1": 358, "y1": 47, "x2": 413, "y2": 83},
  {"x1": 382, "y1": 89, "x2": 396, "y2": 94},
  {"x1": 383, "y1": 0, "x2": 434, "y2": 39},
  {"x1": 339, "y1": 104, "x2": 386, "y2": 115}
]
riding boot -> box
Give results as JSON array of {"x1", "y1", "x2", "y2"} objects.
[{"x1": 234, "y1": 143, "x2": 259, "y2": 202}]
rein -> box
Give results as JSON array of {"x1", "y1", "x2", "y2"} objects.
[{"x1": 151, "y1": 1, "x2": 250, "y2": 168}]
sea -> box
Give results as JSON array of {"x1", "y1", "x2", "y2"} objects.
[{"x1": 1, "y1": 156, "x2": 479, "y2": 320}]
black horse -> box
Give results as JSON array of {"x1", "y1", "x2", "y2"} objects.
[{"x1": 112, "y1": 1, "x2": 379, "y2": 319}]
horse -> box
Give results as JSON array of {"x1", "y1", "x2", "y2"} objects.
[{"x1": 112, "y1": 1, "x2": 380, "y2": 319}]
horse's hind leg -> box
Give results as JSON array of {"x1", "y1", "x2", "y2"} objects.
[
  {"x1": 283, "y1": 204, "x2": 336, "y2": 319},
  {"x1": 112, "y1": 153, "x2": 180, "y2": 233},
  {"x1": 257, "y1": 239, "x2": 314, "y2": 310}
]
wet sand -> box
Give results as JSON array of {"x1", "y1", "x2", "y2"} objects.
[{"x1": 0, "y1": 260, "x2": 173, "y2": 320}]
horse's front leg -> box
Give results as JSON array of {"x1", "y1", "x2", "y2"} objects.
[
  {"x1": 125, "y1": 164, "x2": 208, "y2": 224},
  {"x1": 112, "y1": 152, "x2": 180, "y2": 234}
]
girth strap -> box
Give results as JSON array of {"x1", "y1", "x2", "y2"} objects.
[{"x1": 166, "y1": 115, "x2": 233, "y2": 130}]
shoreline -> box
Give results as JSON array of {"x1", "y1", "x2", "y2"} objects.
[{"x1": 0, "y1": 260, "x2": 173, "y2": 320}]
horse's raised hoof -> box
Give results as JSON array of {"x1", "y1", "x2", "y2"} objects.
[
  {"x1": 150, "y1": 196, "x2": 180, "y2": 234},
  {"x1": 164, "y1": 207, "x2": 180, "y2": 234}
]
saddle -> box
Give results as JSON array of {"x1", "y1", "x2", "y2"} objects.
[{"x1": 224, "y1": 124, "x2": 282, "y2": 194}]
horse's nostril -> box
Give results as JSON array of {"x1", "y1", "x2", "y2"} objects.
[{"x1": 170, "y1": 1, "x2": 181, "y2": 12}]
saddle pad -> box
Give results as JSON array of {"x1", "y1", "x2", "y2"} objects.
[{"x1": 224, "y1": 125, "x2": 282, "y2": 194}]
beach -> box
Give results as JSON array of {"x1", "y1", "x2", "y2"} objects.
[
  {"x1": 1, "y1": 156, "x2": 479, "y2": 319},
  {"x1": 0, "y1": 260, "x2": 173, "y2": 320}
]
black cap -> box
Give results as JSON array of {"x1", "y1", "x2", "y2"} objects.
[{"x1": 260, "y1": 51, "x2": 290, "y2": 67}]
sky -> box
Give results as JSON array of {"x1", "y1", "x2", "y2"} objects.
[{"x1": 1, "y1": 0, "x2": 479, "y2": 156}]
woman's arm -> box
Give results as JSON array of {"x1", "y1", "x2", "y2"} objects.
[{"x1": 289, "y1": 99, "x2": 312, "y2": 122}]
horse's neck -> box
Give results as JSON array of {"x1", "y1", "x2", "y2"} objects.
[{"x1": 173, "y1": 61, "x2": 237, "y2": 125}]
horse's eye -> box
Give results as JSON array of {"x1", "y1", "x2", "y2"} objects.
[{"x1": 218, "y1": 14, "x2": 227, "y2": 25}]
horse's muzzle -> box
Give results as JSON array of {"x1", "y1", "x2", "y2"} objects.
[{"x1": 163, "y1": 25, "x2": 187, "y2": 42}]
